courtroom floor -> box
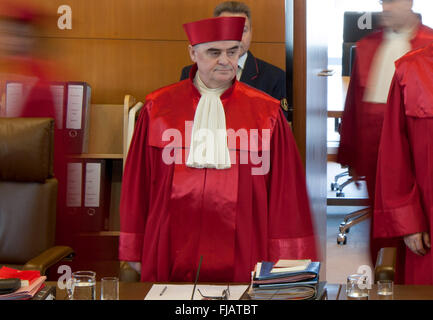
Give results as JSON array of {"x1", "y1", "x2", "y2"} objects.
[{"x1": 325, "y1": 162, "x2": 373, "y2": 284}]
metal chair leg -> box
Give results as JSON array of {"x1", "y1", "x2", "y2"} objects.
[{"x1": 337, "y1": 208, "x2": 371, "y2": 245}]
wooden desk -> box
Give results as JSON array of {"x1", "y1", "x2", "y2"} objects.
[
  {"x1": 325, "y1": 284, "x2": 342, "y2": 300},
  {"x1": 327, "y1": 75, "x2": 350, "y2": 162},
  {"x1": 327, "y1": 75, "x2": 350, "y2": 116},
  {"x1": 339, "y1": 284, "x2": 433, "y2": 300},
  {"x1": 48, "y1": 281, "x2": 336, "y2": 300}
]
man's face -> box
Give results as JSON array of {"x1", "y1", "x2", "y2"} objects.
[
  {"x1": 217, "y1": 12, "x2": 252, "y2": 57},
  {"x1": 381, "y1": 0, "x2": 413, "y2": 30},
  {"x1": 189, "y1": 40, "x2": 240, "y2": 88}
]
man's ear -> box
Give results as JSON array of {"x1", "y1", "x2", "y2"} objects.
[{"x1": 188, "y1": 45, "x2": 197, "y2": 63}]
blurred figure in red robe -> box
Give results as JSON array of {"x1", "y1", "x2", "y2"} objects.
[
  {"x1": 0, "y1": 1, "x2": 70, "y2": 245},
  {"x1": 337, "y1": 0, "x2": 433, "y2": 282},
  {"x1": 374, "y1": 43, "x2": 433, "y2": 284},
  {"x1": 119, "y1": 16, "x2": 317, "y2": 282}
]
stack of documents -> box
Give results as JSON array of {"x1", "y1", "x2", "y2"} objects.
[
  {"x1": 248, "y1": 260, "x2": 321, "y2": 300},
  {"x1": 0, "y1": 267, "x2": 47, "y2": 300}
]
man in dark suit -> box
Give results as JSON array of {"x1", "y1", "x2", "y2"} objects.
[{"x1": 180, "y1": 1, "x2": 287, "y2": 110}]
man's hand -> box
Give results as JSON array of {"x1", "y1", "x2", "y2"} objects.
[
  {"x1": 128, "y1": 262, "x2": 142, "y2": 274},
  {"x1": 404, "y1": 232, "x2": 431, "y2": 256}
]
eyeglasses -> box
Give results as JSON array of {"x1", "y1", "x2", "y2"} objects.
[{"x1": 197, "y1": 284, "x2": 230, "y2": 300}]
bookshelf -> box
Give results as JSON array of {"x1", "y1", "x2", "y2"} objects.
[{"x1": 60, "y1": 98, "x2": 141, "y2": 279}]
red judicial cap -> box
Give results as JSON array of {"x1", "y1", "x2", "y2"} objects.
[{"x1": 183, "y1": 16, "x2": 245, "y2": 46}]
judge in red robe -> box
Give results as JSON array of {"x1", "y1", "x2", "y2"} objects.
[
  {"x1": 119, "y1": 16, "x2": 317, "y2": 282},
  {"x1": 0, "y1": 2, "x2": 69, "y2": 245},
  {"x1": 374, "y1": 43, "x2": 433, "y2": 284},
  {"x1": 337, "y1": 1, "x2": 433, "y2": 280}
]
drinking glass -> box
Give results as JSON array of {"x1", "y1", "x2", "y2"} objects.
[
  {"x1": 377, "y1": 280, "x2": 393, "y2": 300},
  {"x1": 346, "y1": 274, "x2": 369, "y2": 300},
  {"x1": 67, "y1": 271, "x2": 96, "y2": 300},
  {"x1": 101, "y1": 277, "x2": 119, "y2": 300}
]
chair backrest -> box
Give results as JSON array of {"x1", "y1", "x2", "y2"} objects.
[
  {"x1": 342, "y1": 11, "x2": 382, "y2": 76},
  {"x1": 0, "y1": 117, "x2": 58, "y2": 264}
]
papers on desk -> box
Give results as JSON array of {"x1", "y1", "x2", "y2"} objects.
[
  {"x1": 145, "y1": 284, "x2": 249, "y2": 300},
  {"x1": 249, "y1": 260, "x2": 322, "y2": 300},
  {"x1": 0, "y1": 267, "x2": 47, "y2": 300}
]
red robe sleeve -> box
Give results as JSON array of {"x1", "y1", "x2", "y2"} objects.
[
  {"x1": 267, "y1": 109, "x2": 318, "y2": 261},
  {"x1": 373, "y1": 76, "x2": 428, "y2": 238},
  {"x1": 337, "y1": 58, "x2": 362, "y2": 168},
  {"x1": 119, "y1": 103, "x2": 152, "y2": 261}
]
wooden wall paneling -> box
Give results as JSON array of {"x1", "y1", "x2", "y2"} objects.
[
  {"x1": 87, "y1": 104, "x2": 124, "y2": 154},
  {"x1": 44, "y1": 39, "x2": 286, "y2": 105},
  {"x1": 249, "y1": 43, "x2": 286, "y2": 71},
  {"x1": 27, "y1": 0, "x2": 286, "y2": 104},
  {"x1": 45, "y1": 39, "x2": 192, "y2": 103},
  {"x1": 35, "y1": 0, "x2": 285, "y2": 43}
]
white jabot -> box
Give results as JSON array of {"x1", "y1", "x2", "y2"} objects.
[
  {"x1": 236, "y1": 52, "x2": 248, "y2": 80},
  {"x1": 363, "y1": 27, "x2": 414, "y2": 104},
  {"x1": 186, "y1": 73, "x2": 231, "y2": 169}
]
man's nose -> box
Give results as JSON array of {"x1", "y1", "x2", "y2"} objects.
[{"x1": 217, "y1": 52, "x2": 229, "y2": 64}]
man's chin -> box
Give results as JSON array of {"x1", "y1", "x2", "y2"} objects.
[
  {"x1": 214, "y1": 71, "x2": 234, "y2": 79},
  {"x1": 212, "y1": 75, "x2": 235, "y2": 87}
]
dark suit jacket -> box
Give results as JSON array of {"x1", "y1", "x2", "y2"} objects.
[{"x1": 180, "y1": 51, "x2": 287, "y2": 101}]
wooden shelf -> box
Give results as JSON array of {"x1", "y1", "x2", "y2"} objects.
[
  {"x1": 327, "y1": 197, "x2": 370, "y2": 206},
  {"x1": 68, "y1": 154, "x2": 124, "y2": 159},
  {"x1": 77, "y1": 231, "x2": 120, "y2": 237},
  {"x1": 327, "y1": 110, "x2": 343, "y2": 118}
]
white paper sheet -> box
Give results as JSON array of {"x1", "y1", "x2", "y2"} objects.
[
  {"x1": 66, "y1": 162, "x2": 82, "y2": 207},
  {"x1": 5, "y1": 82, "x2": 24, "y2": 117},
  {"x1": 145, "y1": 284, "x2": 249, "y2": 300},
  {"x1": 84, "y1": 163, "x2": 101, "y2": 207},
  {"x1": 66, "y1": 84, "x2": 84, "y2": 129},
  {"x1": 50, "y1": 84, "x2": 65, "y2": 129}
]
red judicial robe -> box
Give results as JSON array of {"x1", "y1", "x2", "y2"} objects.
[
  {"x1": 119, "y1": 66, "x2": 317, "y2": 282},
  {"x1": 374, "y1": 44, "x2": 433, "y2": 284},
  {"x1": 337, "y1": 24, "x2": 433, "y2": 276}
]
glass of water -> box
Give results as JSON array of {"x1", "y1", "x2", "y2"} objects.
[
  {"x1": 346, "y1": 274, "x2": 369, "y2": 300},
  {"x1": 67, "y1": 271, "x2": 96, "y2": 300},
  {"x1": 101, "y1": 277, "x2": 119, "y2": 300},
  {"x1": 377, "y1": 280, "x2": 393, "y2": 300}
]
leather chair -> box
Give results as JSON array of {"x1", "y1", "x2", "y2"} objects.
[
  {"x1": 0, "y1": 117, "x2": 74, "y2": 276},
  {"x1": 342, "y1": 11, "x2": 382, "y2": 76}
]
